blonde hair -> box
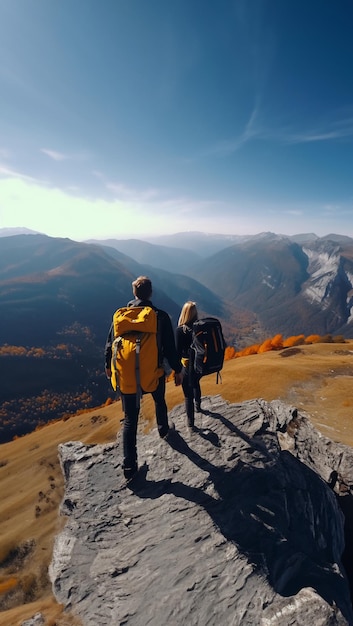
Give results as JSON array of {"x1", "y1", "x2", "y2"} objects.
[{"x1": 178, "y1": 301, "x2": 198, "y2": 327}]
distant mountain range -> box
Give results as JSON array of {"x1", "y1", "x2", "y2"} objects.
[
  {"x1": 2, "y1": 228, "x2": 353, "y2": 440},
  {"x1": 86, "y1": 229, "x2": 353, "y2": 337},
  {"x1": 185, "y1": 232, "x2": 353, "y2": 338},
  {"x1": 2, "y1": 228, "x2": 353, "y2": 343}
]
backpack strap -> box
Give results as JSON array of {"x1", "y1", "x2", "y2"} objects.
[
  {"x1": 155, "y1": 309, "x2": 163, "y2": 368},
  {"x1": 188, "y1": 346, "x2": 194, "y2": 388},
  {"x1": 112, "y1": 336, "x2": 122, "y2": 397},
  {"x1": 135, "y1": 335, "x2": 142, "y2": 408}
]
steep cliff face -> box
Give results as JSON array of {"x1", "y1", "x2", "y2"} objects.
[
  {"x1": 49, "y1": 396, "x2": 353, "y2": 626},
  {"x1": 302, "y1": 243, "x2": 342, "y2": 306},
  {"x1": 185, "y1": 234, "x2": 353, "y2": 337},
  {"x1": 302, "y1": 240, "x2": 353, "y2": 326}
]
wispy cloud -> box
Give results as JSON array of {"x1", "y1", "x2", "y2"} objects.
[
  {"x1": 204, "y1": 109, "x2": 353, "y2": 159},
  {"x1": 106, "y1": 182, "x2": 161, "y2": 202},
  {"x1": 283, "y1": 209, "x2": 303, "y2": 216},
  {"x1": 0, "y1": 164, "x2": 38, "y2": 183},
  {"x1": 92, "y1": 171, "x2": 162, "y2": 202},
  {"x1": 196, "y1": 100, "x2": 267, "y2": 159},
  {"x1": 41, "y1": 148, "x2": 90, "y2": 161},
  {"x1": 282, "y1": 116, "x2": 353, "y2": 144},
  {"x1": 210, "y1": 104, "x2": 262, "y2": 156},
  {"x1": 41, "y1": 148, "x2": 69, "y2": 161}
]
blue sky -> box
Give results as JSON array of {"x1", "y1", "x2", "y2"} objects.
[{"x1": 1, "y1": 0, "x2": 353, "y2": 241}]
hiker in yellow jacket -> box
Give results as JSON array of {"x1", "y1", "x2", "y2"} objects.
[{"x1": 105, "y1": 276, "x2": 183, "y2": 481}]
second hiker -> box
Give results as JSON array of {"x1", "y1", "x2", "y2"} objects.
[{"x1": 175, "y1": 301, "x2": 202, "y2": 431}]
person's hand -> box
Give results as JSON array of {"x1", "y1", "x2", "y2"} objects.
[
  {"x1": 105, "y1": 367, "x2": 112, "y2": 379},
  {"x1": 174, "y1": 371, "x2": 183, "y2": 386}
]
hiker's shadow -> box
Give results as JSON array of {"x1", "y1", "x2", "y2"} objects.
[
  {"x1": 195, "y1": 425, "x2": 221, "y2": 447},
  {"x1": 130, "y1": 414, "x2": 353, "y2": 624}
]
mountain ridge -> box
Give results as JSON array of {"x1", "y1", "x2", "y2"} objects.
[{"x1": 2, "y1": 230, "x2": 353, "y2": 438}]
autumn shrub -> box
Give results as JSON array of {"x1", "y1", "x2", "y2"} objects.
[
  {"x1": 333, "y1": 335, "x2": 345, "y2": 343},
  {"x1": 271, "y1": 334, "x2": 284, "y2": 349},
  {"x1": 258, "y1": 339, "x2": 274, "y2": 353},
  {"x1": 230, "y1": 330, "x2": 347, "y2": 363},
  {"x1": 0, "y1": 577, "x2": 18, "y2": 594},
  {"x1": 283, "y1": 334, "x2": 305, "y2": 347},
  {"x1": 235, "y1": 344, "x2": 260, "y2": 357},
  {"x1": 224, "y1": 346, "x2": 236, "y2": 360},
  {"x1": 305, "y1": 334, "x2": 322, "y2": 344}
]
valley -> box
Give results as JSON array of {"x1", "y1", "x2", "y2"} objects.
[{"x1": 2, "y1": 229, "x2": 353, "y2": 441}]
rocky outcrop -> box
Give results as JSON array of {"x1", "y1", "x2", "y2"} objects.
[{"x1": 49, "y1": 396, "x2": 353, "y2": 625}]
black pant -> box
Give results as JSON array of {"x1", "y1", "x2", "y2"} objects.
[
  {"x1": 121, "y1": 375, "x2": 168, "y2": 469},
  {"x1": 181, "y1": 366, "x2": 201, "y2": 425}
]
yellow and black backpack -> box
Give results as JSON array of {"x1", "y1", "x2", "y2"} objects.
[{"x1": 110, "y1": 306, "x2": 164, "y2": 402}]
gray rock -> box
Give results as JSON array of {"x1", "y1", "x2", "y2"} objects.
[
  {"x1": 49, "y1": 396, "x2": 353, "y2": 625},
  {"x1": 21, "y1": 612, "x2": 45, "y2": 626}
]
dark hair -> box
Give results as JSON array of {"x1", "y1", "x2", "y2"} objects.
[{"x1": 132, "y1": 275, "x2": 152, "y2": 300}]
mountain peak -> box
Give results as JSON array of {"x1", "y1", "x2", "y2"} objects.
[{"x1": 0, "y1": 226, "x2": 42, "y2": 237}]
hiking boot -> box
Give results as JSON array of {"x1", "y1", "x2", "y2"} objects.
[
  {"x1": 123, "y1": 463, "x2": 138, "y2": 481},
  {"x1": 195, "y1": 403, "x2": 201, "y2": 412},
  {"x1": 162, "y1": 422, "x2": 179, "y2": 444},
  {"x1": 160, "y1": 421, "x2": 175, "y2": 440}
]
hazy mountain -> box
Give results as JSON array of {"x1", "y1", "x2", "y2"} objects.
[
  {"x1": 141, "y1": 231, "x2": 251, "y2": 257},
  {"x1": 86, "y1": 238, "x2": 201, "y2": 273},
  {"x1": 0, "y1": 234, "x2": 238, "y2": 439},
  {"x1": 289, "y1": 233, "x2": 318, "y2": 244},
  {"x1": 0, "y1": 227, "x2": 41, "y2": 237},
  {"x1": 321, "y1": 233, "x2": 353, "y2": 245},
  {"x1": 140, "y1": 231, "x2": 318, "y2": 258},
  {"x1": 0, "y1": 234, "x2": 232, "y2": 337}
]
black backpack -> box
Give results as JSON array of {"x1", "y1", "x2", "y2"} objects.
[{"x1": 190, "y1": 317, "x2": 226, "y2": 379}]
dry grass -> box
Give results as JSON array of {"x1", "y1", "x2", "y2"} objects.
[{"x1": 1, "y1": 340, "x2": 353, "y2": 624}]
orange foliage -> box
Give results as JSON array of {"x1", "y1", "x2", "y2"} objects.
[
  {"x1": 230, "y1": 331, "x2": 344, "y2": 362},
  {"x1": 271, "y1": 334, "x2": 284, "y2": 349},
  {"x1": 236, "y1": 344, "x2": 260, "y2": 357},
  {"x1": 304, "y1": 334, "x2": 321, "y2": 344},
  {"x1": 0, "y1": 345, "x2": 27, "y2": 357},
  {"x1": 224, "y1": 346, "x2": 236, "y2": 360},
  {"x1": 283, "y1": 334, "x2": 305, "y2": 347},
  {"x1": 258, "y1": 339, "x2": 273, "y2": 353},
  {"x1": 0, "y1": 577, "x2": 18, "y2": 593}
]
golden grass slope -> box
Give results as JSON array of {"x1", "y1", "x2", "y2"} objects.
[{"x1": 1, "y1": 340, "x2": 353, "y2": 625}]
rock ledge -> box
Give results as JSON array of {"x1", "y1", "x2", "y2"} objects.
[{"x1": 49, "y1": 396, "x2": 353, "y2": 625}]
